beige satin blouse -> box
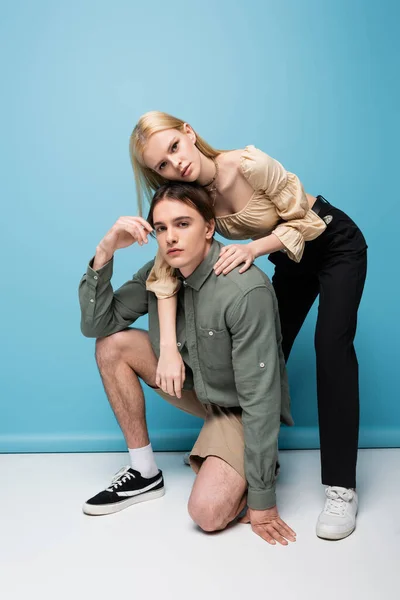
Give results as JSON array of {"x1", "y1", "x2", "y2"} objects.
[{"x1": 146, "y1": 145, "x2": 326, "y2": 299}]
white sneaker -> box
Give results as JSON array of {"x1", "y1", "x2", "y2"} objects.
[
  {"x1": 183, "y1": 452, "x2": 191, "y2": 466},
  {"x1": 316, "y1": 486, "x2": 358, "y2": 540}
]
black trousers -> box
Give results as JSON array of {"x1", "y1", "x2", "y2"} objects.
[{"x1": 269, "y1": 197, "x2": 367, "y2": 488}]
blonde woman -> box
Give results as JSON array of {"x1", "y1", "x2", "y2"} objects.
[{"x1": 129, "y1": 111, "x2": 367, "y2": 540}]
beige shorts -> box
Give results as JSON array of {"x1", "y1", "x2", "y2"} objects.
[{"x1": 155, "y1": 387, "x2": 245, "y2": 480}]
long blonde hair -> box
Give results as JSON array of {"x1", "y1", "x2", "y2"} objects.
[{"x1": 129, "y1": 111, "x2": 222, "y2": 216}]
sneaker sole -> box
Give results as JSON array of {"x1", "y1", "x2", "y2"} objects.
[
  {"x1": 316, "y1": 525, "x2": 356, "y2": 540},
  {"x1": 82, "y1": 486, "x2": 165, "y2": 516}
]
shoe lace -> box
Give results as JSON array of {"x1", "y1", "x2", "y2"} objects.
[
  {"x1": 106, "y1": 466, "x2": 135, "y2": 492},
  {"x1": 324, "y1": 487, "x2": 354, "y2": 517}
]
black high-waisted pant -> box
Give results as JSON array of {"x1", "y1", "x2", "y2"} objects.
[{"x1": 269, "y1": 196, "x2": 367, "y2": 488}]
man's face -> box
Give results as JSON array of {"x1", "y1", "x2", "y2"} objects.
[{"x1": 152, "y1": 198, "x2": 214, "y2": 278}]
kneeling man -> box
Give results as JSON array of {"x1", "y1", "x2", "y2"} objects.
[{"x1": 79, "y1": 182, "x2": 295, "y2": 545}]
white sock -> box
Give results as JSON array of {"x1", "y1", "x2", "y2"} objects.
[{"x1": 128, "y1": 443, "x2": 159, "y2": 479}]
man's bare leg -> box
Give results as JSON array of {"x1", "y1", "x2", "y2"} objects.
[
  {"x1": 90, "y1": 330, "x2": 247, "y2": 524},
  {"x1": 95, "y1": 328, "x2": 158, "y2": 448},
  {"x1": 83, "y1": 329, "x2": 163, "y2": 515},
  {"x1": 188, "y1": 456, "x2": 247, "y2": 532}
]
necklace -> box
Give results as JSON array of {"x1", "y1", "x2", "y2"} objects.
[{"x1": 202, "y1": 157, "x2": 219, "y2": 206}]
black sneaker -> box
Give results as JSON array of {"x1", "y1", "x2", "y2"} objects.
[{"x1": 82, "y1": 466, "x2": 165, "y2": 516}]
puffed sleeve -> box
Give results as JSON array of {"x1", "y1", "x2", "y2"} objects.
[
  {"x1": 240, "y1": 145, "x2": 326, "y2": 262},
  {"x1": 145, "y1": 249, "x2": 181, "y2": 299}
]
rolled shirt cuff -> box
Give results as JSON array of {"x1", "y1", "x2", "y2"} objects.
[
  {"x1": 247, "y1": 486, "x2": 276, "y2": 510},
  {"x1": 86, "y1": 256, "x2": 114, "y2": 287}
]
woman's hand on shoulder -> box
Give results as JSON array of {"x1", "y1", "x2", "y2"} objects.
[{"x1": 214, "y1": 244, "x2": 255, "y2": 276}]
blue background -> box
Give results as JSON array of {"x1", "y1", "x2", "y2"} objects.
[{"x1": 1, "y1": 0, "x2": 399, "y2": 452}]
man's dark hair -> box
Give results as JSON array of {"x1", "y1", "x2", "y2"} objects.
[{"x1": 147, "y1": 182, "x2": 216, "y2": 234}]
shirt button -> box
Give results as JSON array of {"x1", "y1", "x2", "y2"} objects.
[
  {"x1": 260, "y1": 362, "x2": 265, "y2": 368},
  {"x1": 93, "y1": 275, "x2": 98, "y2": 280},
  {"x1": 208, "y1": 331, "x2": 214, "y2": 336},
  {"x1": 183, "y1": 281, "x2": 187, "y2": 287},
  {"x1": 177, "y1": 342, "x2": 182, "y2": 347},
  {"x1": 90, "y1": 299, "x2": 94, "y2": 303}
]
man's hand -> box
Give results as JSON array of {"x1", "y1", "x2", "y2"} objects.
[
  {"x1": 156, "y1": 349, "x2": 186, "y2": 398},
  {"x1": 214, "y1": 244, "x2": 255, "y2": 276},
  {"x1": 239, "y1": 506, "x2": 296, "y2": 546},
  {"x1": 94, "y1": 216, "x2": 153, "y2": 268}
]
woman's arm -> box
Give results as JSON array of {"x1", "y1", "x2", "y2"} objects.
[
  {"x1": 156, "y1": 295, "x2": 185, "y2": 398},
  {"x1": 240, "y1": 146, "x2": 326, "y2": 262},
  {"x1": 249, "y1": 233, "x2": 284, "y2": 258},
  {"x1": 158, "y1": 295, "x2": 178, "y2": 351},
  {"x1": 145, "y1": 249, "x2": 185, "y2": 397}
]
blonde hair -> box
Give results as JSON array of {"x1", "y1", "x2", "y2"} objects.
[{"x1": 129, "y1": 111, "x2": 222, "y2": 215}]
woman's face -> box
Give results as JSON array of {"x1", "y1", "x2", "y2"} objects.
[{"x1": 142, "y1": 125, "x2": 202, "y2": 182}]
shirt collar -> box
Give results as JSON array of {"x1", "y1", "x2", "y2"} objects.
[{"x1": 177, "y1": 239, "x2": 221, "y2": 292}]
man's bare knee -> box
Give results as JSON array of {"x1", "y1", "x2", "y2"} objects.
[
  {"x1": 95, "y1": 329, "x2": 157, "y2": 387},
  {"x1": 95, "y1": 331, "x2": 127, "y2": 368},
  {"x1": 188, "y1": 500, "x2": 228, "y2": 532},
  {"x1": 188, "y1": 456, "x2": 247, "y2": 532}
]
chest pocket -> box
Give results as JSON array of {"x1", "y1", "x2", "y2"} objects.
[{"x1": 198, "y1": 327, "x2": 232, "y2": 370}]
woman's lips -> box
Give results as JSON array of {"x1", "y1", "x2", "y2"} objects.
[
  {"x1": 182, "y1": 164, "x2": 191, "y2": 177},
  {"x1": 167, "y1": 249, "x2": 183, "y2": 256}
]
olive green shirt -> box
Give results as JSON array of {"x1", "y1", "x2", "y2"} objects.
[{"x1": 79, "y1": 239, "x2": 293, "y2": 510}]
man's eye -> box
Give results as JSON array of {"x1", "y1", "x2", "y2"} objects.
[
  {"x1": 155, "y1": 226, "x2": 166, "y2": 233},
  {"x1": 172, "y1": 141, "x2": 178, "y2": 152},
  {"x1": 179, "y1": 222, "x2": 189, "y2": 227},
  {"x1": 159, "y1": 162, "x2": 167, "y2": 171}
]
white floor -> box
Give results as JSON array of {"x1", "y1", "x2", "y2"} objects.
[{"x1": 1, "y1": 449, "x2": 399, "y2": 600}]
